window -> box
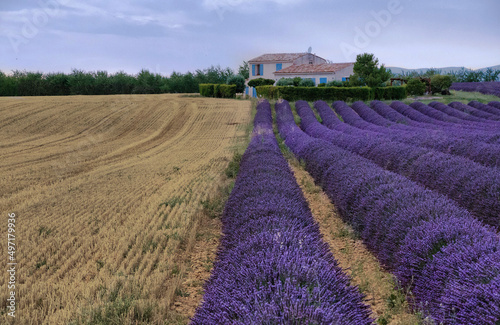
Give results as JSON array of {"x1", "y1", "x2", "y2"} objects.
[
  {"x1": 276, "y1": 63, "x2": 282, "y2": 71},
  {"x1": 252, "y1": 64, "x2": 263, "y2": 76},
  {"x1": 320, "y1": 77, "x2": 327, "y2": 84}
]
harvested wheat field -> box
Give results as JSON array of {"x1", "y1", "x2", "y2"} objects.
[{"x1": 0, "y1": 94, "x2": 251, "y2": 324}]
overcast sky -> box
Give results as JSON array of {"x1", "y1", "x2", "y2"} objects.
[{"x1": 1, "y1": 0, "x2": 499, "y2": 76}]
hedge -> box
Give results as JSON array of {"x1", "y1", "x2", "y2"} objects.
[
  {"x1": 247, "y1": 78, "x2": 275, "y2": 88},
  {"x1": 199, "y1": 83, "x2": 236, "y2": 98},
  {"x1": 256, "y1": 86, "x2": 406, "y2": 101},
  {"x1": 373, "y1": 86, "x2": 406, "y2": 100},
  {"x1": 200, "y1": 84, "x2": 214, "y2": 97},
  {"x1": 219, "y1": 84, "x2": 237, "y2": 98}
]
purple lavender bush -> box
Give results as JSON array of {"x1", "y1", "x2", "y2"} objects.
[
  {"x1": 448, "y1": 101, "x2": 500, "y2": 121},
  {"x1": 191, "y1": 99, "x2": 373, "y2": 324},
  {"x1": 275, "y1": 99, "x2": 500, "y2": 324},
  {"x1": 327, "y1": 101, "x2": 500, "y2": 167},
  {"x1": 296, "y1": 100, "x2": 500, "y2": 228},
  {"x1": 489, "y1": 101, "x2": 500, "y2": 109},
  {"x1": 469, "y1": 100, "x2": 500, "y2": 116},
  {"x1": 451, "y1": 81, "x2": 500, "y2": 98}
]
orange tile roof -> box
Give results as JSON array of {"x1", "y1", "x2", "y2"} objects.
[
  {"x1": 248, "y1": 53, "x2": 309, "y2": 63},
  {"x1": 274, "y1": 63, "x2": 355, "y2": 74}
]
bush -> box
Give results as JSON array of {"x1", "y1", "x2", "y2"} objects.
[
  {"x1": 430, "y1": 75, "x2": 452, "y2": 95},
  {"x1": 317, "y1": 83, "x2": 326, "y2": 88},
  {"x1": 326, "y1": 80, "x2": 344, "y2": 87},
  {"x1": 256, "y1": 86, "x2": 374, "y2": 101},
  {"x1": 0, "y1": 72, "x2": 18, "y2": 96},
  {"x1": 219, "y1": 84, "x2": 236, "y2": 98},
  {"x1": 199, "y1": 84, "x2": 214, "y2": 97},
  {"x1": 373, "y1": 86, "x2": 406, "y2": 100},
  {"x1": 292, "y1": 77, "x2": 303, "y2": 87},
  {"x1": 276, "y1": 78, "x2": 295, "y2": 86},
  {"x1": 248, "y1": 78, "x2": 275, "y2": 88},
  {"x1": 406, "y1": 78, "x2": 426, "y2": 96},
  {"x1": 226, "y1": 75, "x2": 245, "y2": 93},
  {"x1": 199, "y1": 84, "x2": 236, "y2": 98},
  {"x1": 255, "y1": 85, "x2": 279, "y2": 99},
  {"x1": 214, "y1": 84, "x2": 221, "y2": 97},
  {"x1": 299, "y1": 79, "x2": 315, "y2": 87}
]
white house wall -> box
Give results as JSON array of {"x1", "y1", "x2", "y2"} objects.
[
  {"x1": 247, "y1": 62, "x2": 294, "y2": 82},
  {"x1": 334, "y1": 65, "x2": 354, "y2": 81}
]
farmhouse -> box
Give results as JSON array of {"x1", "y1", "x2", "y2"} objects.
[{"x1": 246, "y1": 52, "x2": 354, "y2": 97}]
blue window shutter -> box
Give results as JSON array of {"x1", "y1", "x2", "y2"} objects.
[
  {"x1": 253, "y1": 88, "x2": 257, "y2": 97},
  {"x1": 311, "y1": 78, "x2": 316, "y2": 85},
  {"x1": 342, "y1": 77, "x2": 346, "y2": 82},
  {"x1": 260, "y1": 64, "x2": 264, "y2": 75},
  {"x1": 252, "y1": 65, "x2": 255, "y2": 76},
  {"x1": 245, "y1": 87, "x2": 249, "y2": 95},
  {"x1": 320, "y1": 77, "x2": 327, "y2": 84},
  {"x1": 276, "y1": 63, "x2": 282, "y2": 71}
]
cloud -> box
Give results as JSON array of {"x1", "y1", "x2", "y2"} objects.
[{"x1": 202, "y1": 0, "x2": 304, "y2": 18}]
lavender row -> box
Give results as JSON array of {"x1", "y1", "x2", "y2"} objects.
[
  {"x1": 468, "y1": 100, "x2": 500, "y2": 116},
  {"x1": 192, "y1": 100, "x2": 372, "y2": 324},
  {"x1": 451, "y1": 81, "x2": 500, "y2": 98},
  {"x1": 329, "y1": 101, "x2": 500, "y2": 168},
  {"x1": 406, "y1": 100, "x2": 499, "y2": 126},
  {"x1": 427, "y1": 101, "x2": 500, "y2": 124},
  {"x1": 370, "y1": 100, "x2": 500, "y2": 143},
  {"x1": 490, "y1": 101, "x2": 500, "y2": 110},
  {"x1": 432, "y1": 101, "x2": 500, "y2": 122},
  {"x1": 301, "y1": 100, "x2": 500, "y2": 228},
  {"x1": 276, "y1": 99, "x2": 500, "y2": 324},
  {"x1": 389, "y1": 101, "x2": 500, "y2": 143},
  {"x1": 447, "y1": 101, "x2": 500, "y2": 120}
]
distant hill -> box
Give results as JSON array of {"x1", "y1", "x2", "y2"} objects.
[
  {"x1": 387, "y1": 65, "x2": 500, "y2": 76},
  {"x1": 477, "y1": 65, "x2": 500, "y2": 72}
]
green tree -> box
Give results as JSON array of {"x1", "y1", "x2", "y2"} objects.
[
  {"x1": 276, "y1": 78, "x2": 295, "y2": 86},
  {"x1": 292, "y1": 77, "x2": 302, "y2": 87},
  {"x1": 227, "y1": 74, "x2": 245, "y2": 93},
  {"x1": 456, "y1": 69, "x2": 484, "y2": 82},
  {"x1": 406, "y1": 78, "x2": 426, "y2": 96},
  {"x1": 430, "y1": 75, "x2": 452, "y2": 94},
  {"x1": 248, "y1": 78, "x2": 275, "y2": 88},
  {"x1": 45, "y1": 72, "x2": 70, "y2": 96},
  {"x1": 94, "y1": 71, "x2": 112, "y2": 95},
  {"x1": 423, "y1": 68, "x2": 442, "y2": 77},
  {"x1": 14, "y1": 70, "x2": 45, "y2": 96},
  {"x1": 110, "y1": 71, "x2": 136, "y2": 94},
  {"x1": 483, "y1": 68, "x2": 500, "y2": 82},
  {"x1": 133, "y1": 69, "x2": 162, "y2": 94},
  {"x1": 238, "y1": 61, "x2": 249, "y2": 79},
  {"x1": 69, "y1": 69, "x2": 96, "y2": 95},
  {"x1": 349, "y1": 53, "x2": 392, "y2": 87},
  {"x1": 0, "y1": 71, "x2": 18, "y2": 96},
  {"x1": 299, "y1": 78, "x2": 315, "y2": 87}
]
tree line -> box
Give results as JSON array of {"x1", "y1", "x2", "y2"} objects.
[
  {"x1": 0, "y1": 64, "x2": 249, "y2": 96},
  {"x1": 395, "y1": 67, "x2": 500, "y2": 83}
]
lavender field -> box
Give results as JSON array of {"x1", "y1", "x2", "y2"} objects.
[
  {"x1": 277, "y1": 99, "x2": 500, "y2": 323},
  {"x1": 451, "y1": 81, "x2": 500, "y2": 98},
  {"x1": 193, "y1": 98, "x2": 500, "y2": 324},
  {"x1": 192, "y1": 100, "x2": 373, "y2": 324}
]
